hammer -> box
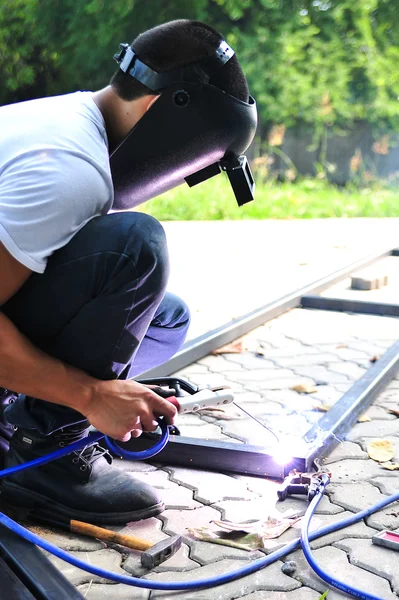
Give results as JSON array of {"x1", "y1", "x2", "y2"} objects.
[{"x1": 29, "y1": 512, "x2": 182, "y2": 569}]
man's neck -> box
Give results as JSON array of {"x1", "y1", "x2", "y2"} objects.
[{"x1": 92, "y1": 86, "x2": 157, "y2": 153}]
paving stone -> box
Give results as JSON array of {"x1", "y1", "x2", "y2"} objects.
[
  {"x1": 323, "y1": 458, "x2": 387, "y2": 482},
  {"x1": 123, "y1": 541, "x2": 197, "y2": 576},
  {"x1": 306, "y1": 510, "x2": 375, "y2": 549},
  {"x1": 27, "y1": 523, "x2": 103, "y2": 552},
  {"x1": 161, "y1": 484, "x2": 202, "y2": 510},
  {"x1": 346, "y1": 340, "x2": 394, "y2": 356},
  {"x1": 48, "y1": 548, "x2": 126, "y2": 586},
  {"x1": 214, "y1": 497, "x2": 285, "y2": 523},
  {"x1": 244, "y1": 376, "x2": 318, "y2": 393},
  {"x1": 346, "y1": 419, "x2": 399, "y2": 440},
  {"x1": 376, "y1": 388, "x2": 399, "y2": 404},
  {"x1": 177, "y1": 413, "x2": 215, "y2": 426},
  {"x1": 149, "y1": 558, "x2": 301, "y2": 599},
  {"x1": 173, "y1": 364, "x2": 211, "y2": 377},
  {"x1": 316, "y1": 344, "x2": 370, "y2": 361},
  {"x1": 77, "y1": 582, "x2": 149, "y2": 599},
  {"x1": 234, "y1": 475, "x2": 282, "y2": 498},
  {"x1": 177, "y1": 421, "x2": 232, "y2": 441},
  {"x1": 160, "y1": 506, "x2": 223, "y2": 537},
  {"x1": 372, "y1": 476, "x2": 399, "y2": 496},
  {"x1": 115, "y1": 459, "x2": 158, "y2": 473},
  {"x1": 328, "y1": 482, "x2": 399, "y2": 530},
  {"x1": 323, "y1": 441, "x2": 368, "y2": 464},
  {"x1": 290, "y1": 365, "x2": 350, "y2": 384},
  {"x1": 327, "y1": 361, "x2": 366, "y2": 380},
  {"x1": 217, "y1": 418, "x2": 291, "y2": 446},
  {"x1": 224, "y1": 368, "x2": 297, "y2": 384},
  {"x1": 255, "y1": 413, "x2": 312, "y2": 437},
  {"x1": 198, "y1": 354, "x2": 246, "y2": 371},
  {"x1": 111, "y1": 517, "x2": 164, "y2": 546},
  {"x1": 265, "y1": 389, "x2": 320, "y2": 411},
  {"x1": 307, "y1": 386, "x2": 344, "y2": 404},
  {"x1": 256, "y1": 346, "x2": 320, "y2": 359},
  {"x1": 177, "y1": 372, "x2": 245, "y2": 392},
  {"x1": 275, "y1": 353, "x2": 340, "y2": 367},
  {"x1": 222, "y1": 354, "x2": 277, "y2": 370},
  {"x1": 286, "y1": 545, "x2": 396, "y2": 599},
  {"x1": 361, "y1": 405, "x2": 398, "y2": 420},
  {"x1": 165, "y1": 467, "x2": 256, "y2": 504},
  {"x1": 190, "y1": 539, "x2": 264, "y2": 565},
  {"x1": 241, "y1": 588, "x2": 321, "y2": 600},
  {"x1": 274, "y1": 494, "x2": 344, "y2": 517},
  {"x1": 335, "y1": 538, "x2": 399, "y2": 593},
  {"x1": 120, "y1": 469, "x2": 174, "y2": 488}
]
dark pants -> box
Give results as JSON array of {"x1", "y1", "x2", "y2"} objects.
[{"x1": 2, "y1": 212, "x2": 190, "y2": 435}]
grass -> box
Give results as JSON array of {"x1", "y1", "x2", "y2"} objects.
[{"x1": 138, "y1": 175, "x2": 399, "y2": 220}]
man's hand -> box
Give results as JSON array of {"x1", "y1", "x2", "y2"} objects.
[{"x1": 83, "y1": 379, "x2": 177, "y2": 441}]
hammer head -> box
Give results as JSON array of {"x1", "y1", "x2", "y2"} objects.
[{"x1": 141, "y1": 535, "x2": 182, "y2": 569}]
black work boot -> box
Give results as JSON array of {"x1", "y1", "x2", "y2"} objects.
[
  {"x1": 0, "y1": 388, "x2": 18, "y2": 469},
  {"x1": 0, "y1": 422, "x2": 164, "y2": 524}
]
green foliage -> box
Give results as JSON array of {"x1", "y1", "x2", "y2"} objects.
[
  {"x1": 137, "y1": 173, "x2": 399, "y2": 220},
  {"x1": 1, "y1": 0, "x2": 399, "y2": 135}
]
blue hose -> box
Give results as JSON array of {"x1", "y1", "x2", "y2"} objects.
[
  {"x1": 300, "y1": 474, "x2": 387, "y2": 600},
  {"x1": 1, "y1": 452, "x2": 399, "y2": 593}
]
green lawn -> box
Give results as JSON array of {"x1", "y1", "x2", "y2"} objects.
[{"x1": 138, "y1": 175, "x2": 399, "y2": 220}]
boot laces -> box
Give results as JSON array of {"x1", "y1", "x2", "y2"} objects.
[{"x1": 54, "y1": 425, "x2": 112, "y2": 469}]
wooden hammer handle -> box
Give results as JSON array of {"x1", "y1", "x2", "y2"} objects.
[{"x1": 70, "y1": 519, "x2": 152, "y2": 551}]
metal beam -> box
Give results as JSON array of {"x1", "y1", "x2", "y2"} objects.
[
  {"x1": 125, "y1": 339, "x2": 399, "y2": 479},
  {"x1": 0, "y1": 523, "x2": 83, "y2": 599},
  {"x1": 301, "y1": 295, "x2": 399, "y2": 317},
  {"x1": 142, "y1": 246, "x2": 396, "y2": 377}
]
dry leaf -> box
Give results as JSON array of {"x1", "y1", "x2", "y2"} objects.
[
  {"x1": 312, "y1": 403, "x2": 332, "y2": 412},
  {"x1": 387, "y1": 408, "x2": 399, "y2": 418},
  {"x1": 369, "y1": 355, "x2": 379, "y2": 363},
  {"x1": 291, "y1": 383, "x2": 317, "y2": 394},
  {"x1": 188, "y1": 515, "x2": 301, "y2": 550},
  {"x1": 212, "y1": 339, "x2": 247, "y2": 355},
  {"x1": 336, "y1": 344, "x2": 347, "y2": 349},
  {"x1": 357, "y1": 413, "x2": 372, "y2": 423},
  {"x1": 367, "y1": 439, "x2": 395, "y2": 463},
  {"x1": 382, "y1": 463, "x2": 399, "y2": 471}
]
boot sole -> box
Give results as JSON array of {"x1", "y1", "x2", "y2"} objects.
[{"x1": 0, "y1": 481, "x2": 165, "y2": 525}]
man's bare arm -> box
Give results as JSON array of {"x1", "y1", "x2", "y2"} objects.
[{"x1": 0, "y1": 244, "x2": 176, "y2": 440}]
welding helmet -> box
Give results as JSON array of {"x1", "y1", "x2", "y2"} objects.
[{"x1": 110, "y1": 40, "x2": 257, "y2": 210}]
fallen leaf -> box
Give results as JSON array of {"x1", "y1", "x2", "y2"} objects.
[
  {"x1": 312, "y1": 403, "x2": 332, "y2": 412},
  {"x1": 386, "y1": 408, "x2": 399, "y2": 418},
  {"x1": 336, "y1": 344, "x2": 347, "y2": 349},
  {"x1": 369, "y1": 355, "x2": 379, "y2": 363},
  {"x1": 367, "y1": 439, "x2": 395, "y2": 463},
  {"x1": 357, "y1": 413, "x2": 372, "y2": 423},
  {"x1": 381, "y1": 463, "x2": 399, "y2": 471},
  {"x1": 188, "y1": 515, "x2": 302, "y2": 550},
  {"x1": 212, "y1": 339, "x2": 247, "y2": 355},
  {"x1": 291, "y1": 383, "x2": 317, "y2": 394}
]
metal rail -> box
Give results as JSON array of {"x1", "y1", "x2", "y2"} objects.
[{"x1": 129, "y1": 245, "x2": 399, "y2": 478}]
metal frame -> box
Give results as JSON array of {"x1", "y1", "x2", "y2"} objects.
[
  {"x1": 0, "y1": 523, "x2": 83, "y2": 599},
  {"x1": 130, "y1": 246, "x2": 399, "y2": 479}
]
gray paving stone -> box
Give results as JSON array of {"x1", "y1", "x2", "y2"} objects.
[
  {"x1": 224, "y1": 368, "x2": 297, "y2": 383},
  {"x1": 323, "y1": 441, "x2": 368, "y2": 464},
  {"x1": 165, "y1": 467, "x2": 256, "y2": 504},
  {"x1": 177, "y1": 372, "x2": 245, "y2": 392},
  {"x1": 241, "y1": 589, "x2": 321, "y2": 600},
  {"x1": 48, "y1": 548, "x2": 126, "y2": 586},
  {"x1": 161, "y1": 484, "x2": 203, "y2": 510},
  {"x1": 120, "y1": 469, "x2": 174, "y2": 488},
  {"x1": 77, "y1": 582, "x2": 149, "y2": 599},
  {"x1": 290, "y1": 365, "x2": 350, "y2": 384},
  {"x1": 362, "y1": 405, "x2": 398, "y2": 420},
  {"x1": 115, "y1": 459, "x2": 158, "y2": 473},
  {"x1": 27, "y1": 523, "x2": 103, "y2": 552},
  {"x1": 323, "y1": 458, "x2": 387, "y2": 482},
  {"x1": 222, "y1": 354, "x2": 278, "y2": 370},
  {"x1": 328, "y1": 482, "x2": 399, "y2": 530},
  {"x1": 335, "y1": 537, "x2": 399, "y2": 593},
  {"x1": 111, "y1": 517, "x2": 164, "y2": 546},
  {"x1": 316, "y1": 344, "x2": 370, "y2": 361},
  {"x1": 275, "y1": 353, "x2": 341, "y2": 367},
  {"x1": 306, "y1": 386, "x2": 344, "y2": 404},
  {"x1": 327, "y1": 361, "x2": 366, "y2": 380},
  {"x1": 274, "y1": 493, "x2": 344, "y2": 517},
  {"x1": 346, "y1": 419, "x2": 399, "y2": 440},
  {"x1": 238, "y1": 376, "x2": 317, "y2": 393},
  {"x1": 190, "y1": 539, "x2": 264, "y2": 565},
  {"x1": 160, "y1": 506, "x2": 223, "y2": 537},
  {"x1": 177, "y1": 421, "x2": 232, "y2": 441},
  {"x1": 286, "y1": 545, "x2": 396, "y2": 599},
  {"x1": 375, "y1": 388, "x2": 399, "y2": 405},
  {"x1": 306, "y1": 510, "x2": 375, "y2": 549},
  {"x1": 148, "y1": 558, "x2": 301, "y2": 599},
  {"x1": 372, "y1": 475, "x2": 399, "y2": 496},
  {"x1": 198, "y1": 354, "x2": 246, "y2": 371}
]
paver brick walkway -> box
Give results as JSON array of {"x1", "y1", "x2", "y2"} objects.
[{"x1": 27, "y1": 305, "x2": 399, "y2": 599}]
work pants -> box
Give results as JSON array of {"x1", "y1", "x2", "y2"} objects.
[{"x1": 2, "y1": 212, "x2": 190, "y2": 435}]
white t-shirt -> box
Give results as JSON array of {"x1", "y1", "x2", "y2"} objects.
[{"x1": 0, "y1": 92, "x2": 113, "y2": 273}]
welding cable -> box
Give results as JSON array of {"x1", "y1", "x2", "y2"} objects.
[
  {"x1": 0, "y1": 420, "x2": 170, "y2": 478},
  {"x1": 300, "y1": 473, "x2": 384, "y2": 600},
  {"x1": 0, "y1": 472, "x2": 399, "y2": 592}
]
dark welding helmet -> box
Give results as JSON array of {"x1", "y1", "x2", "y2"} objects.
[{"x1": 110, "y1": 40, "x2": 257, "y2": 210}]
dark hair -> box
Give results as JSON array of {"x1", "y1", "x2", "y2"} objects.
[{"x1": 110, "y1": 20, "x2": 249, "y2": 102}]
